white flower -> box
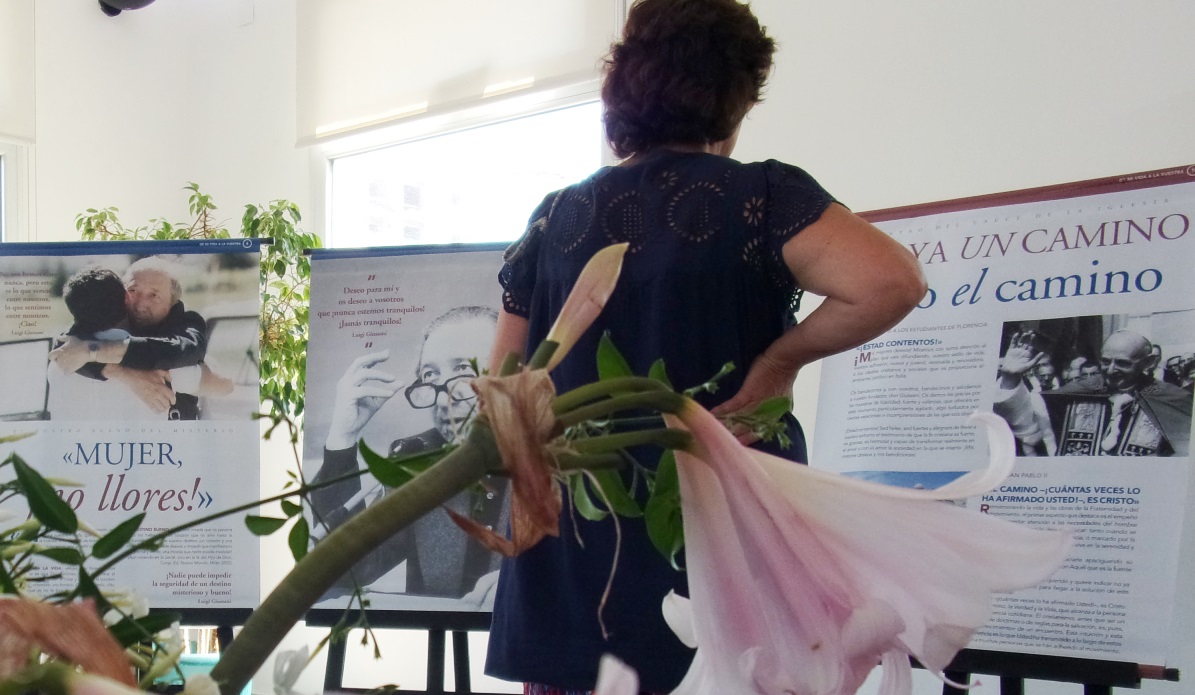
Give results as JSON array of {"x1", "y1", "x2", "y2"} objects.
[
  {"x1": 103, "y1": 589, "x2": 150, "y2": 624},
  {"x1": 156, "y1": 621, "x2": 184, "y2": 655},
  {"x1": 182, "y1": 673, "x2": 221, "y2": 695},
  {"x1": 593, "y1": 654, "x2": 639, "y2": 695},
  {"x1": 272, "y1": 645, "x2": 310, "y2": 695}
]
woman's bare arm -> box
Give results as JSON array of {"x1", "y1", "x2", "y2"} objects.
[
  {"x1": 713, "y1": 203, "x2": 927, "y2": 420},
  {"x1": 488, "y1": 309, "x2": 530, "y2": 374}
]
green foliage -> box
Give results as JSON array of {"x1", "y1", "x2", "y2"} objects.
[
  {"x1": 359, "y1": 440, "x2": 454, "y2": 489},
  {"x1": 596, "y1": 331, "x2": 634, "y2": 379},
  {"x1": 10, "y1": 454, "x2": 77, "y2": 534},
  {"x1": 570, "y1": 468, "x2": 643, "y2": 522},
  {"x1": 555, "y1": 334, "x2": 794, "y2": 566},
  {"x1": 644, "y1": 451, "x2": 684, "y2": 569},
  {"x1": 244, "y1": 516, "x2": 288, "y2": 536},
  {"x1": 91, "y1": 513, "x2": 145, "y2": 559},
  {"x1": 75, "y1": 183, "x2": 322, "y2": 433},
  {"x1": 288, "y1": 517, "x2": 310, "y2": 562},
  {"x1": 107, "y1": 612, "x2": 183, "y2": 648}
]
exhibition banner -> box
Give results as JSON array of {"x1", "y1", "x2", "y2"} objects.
[
  {"x1": 303, "y1": 244, "x2": 506, "y2": 614},
  {"x1": 813, "y1": 165, "x2": 1195, "y2": 665},
  {"x1": 0, "y1": 239, "x2": 262, "y2": 609}
]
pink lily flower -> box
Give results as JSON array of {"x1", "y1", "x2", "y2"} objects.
[
  {"x1": 0, "y1": 598, "x2": 136, "y2": 686},
  {"x1": 627, "y1": 404, "x2": 1071, "y2": 695}
]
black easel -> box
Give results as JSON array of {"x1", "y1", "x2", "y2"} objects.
[
  {"x1": 307, "y1": 608, "x2": 498, "y2": 695},
  {"x1": 934, "y1": 649, "x2": 1180, "y2": 695}
]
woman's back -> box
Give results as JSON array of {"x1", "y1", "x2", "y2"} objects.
[
  {"x1": 503, "y1": 150, "x2": 834, "y2": 409},
  {"x1": 488, "y1": 149, "x2": 835, "y2": 691}
]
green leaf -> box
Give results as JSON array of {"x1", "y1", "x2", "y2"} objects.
[
  {"x1": 570, "y1": 475, "x2": 608, "y2": 522},
  {"x1": 92, "y1": 513, "x2": 145, "y2": 559},
  {"x1": 751, "y1": 396, "x2": 792, "y2": 420},
  {"x1": 362, "y1": 441, "x2": 449, "y2": 488},
  {"x1": 288, "y1": 516, "x2": 309, "y2": 562},
  {"x1": 359, "y1": 441, "x2": 414, "y2": 488},
  {"x1": 647, "y1": 359, "x2": 673, "y2": 388},
  {"x1": 244, "y1": 516, "x2": 288, "y2": 535},
  {"x1": 76, "y1": 568, "x2": 109, "y2": 611},
  {"x1": 108, "y1": 612, "x2": 183, "y2": 648},
  {"x1": 644, "y1": 451, "x2": 684, "y2": 569},
  {"x1": 34, "y1": 546, "x2": 85, "y2": 565},
  {"x1": 133, "y1": 535, "x2": 166, "y2": 553},
  {"x1": 596, "y1": 332, "x2": 633, "y2": 380},
  {"x1": 12, "y1": 457, "x2": 77, "y2": 534},
  {"x1": 586, "y1": 470, "x2": 642, "y2": 518},
  {"x1": 280, "y1": 499, "x2": 303, "y2": 518},
  {"x1": 0, "y1": 561, "x2": 17, "y2": 593}
]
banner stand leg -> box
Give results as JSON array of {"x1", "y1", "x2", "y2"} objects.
[
  {"x1": 324, "y1": 637, "x2": 348, "y2": 693},
  {"x1": 451, "y1": 630, "x2": 472, "y2": 694},
  {"x1": 427, "y1": 628, "x2": 446, "y2": 695},
  {"x1": 216, "y1": 625, "x2": 233, "y2": 653}
]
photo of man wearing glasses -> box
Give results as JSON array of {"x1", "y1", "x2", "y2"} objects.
[{"x1": 309, "y1": 305, "x2": 507, "y2": 606}]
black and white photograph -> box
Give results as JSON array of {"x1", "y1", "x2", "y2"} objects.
[
  {"x1": 1, "y1": 249, "x2": 261, "y2": 422},
  {"x1": 992, "y1": 312, "x2": 1195, "y2": 457},
  {"x1": 302, "y1": 246, "x2": 508, "y2": 613}
]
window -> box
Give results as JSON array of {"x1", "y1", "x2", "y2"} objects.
[
  {"x1": 328, "y1": 101, "x2": 603, "y2": 248},
  {"x1": 0, "y1": 141, "x2": 31, "y2": 242}
]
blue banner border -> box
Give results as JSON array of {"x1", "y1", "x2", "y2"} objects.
[{"x1": 0, "y1": 238, "x2": 262, "y2": 256}]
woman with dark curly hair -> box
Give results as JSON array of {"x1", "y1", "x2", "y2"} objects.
[{"x1": 484, "y1": 1, "x2": 927, "y2": 692}]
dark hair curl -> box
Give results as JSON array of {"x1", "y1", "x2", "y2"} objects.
[
  {"x1": 63, "y1": 266, "x2": 128, "y2": 333},
  {"x1": 602, "y1": 0, "x2": 775, "y2": 158}
]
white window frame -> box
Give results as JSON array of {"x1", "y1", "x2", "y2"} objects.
[
  {"x1": 0, "y1": 140, "x2": 34, "y2": 242},
  {"x1": 310, "y1": 78, "x2": 613, "y2": 247}
]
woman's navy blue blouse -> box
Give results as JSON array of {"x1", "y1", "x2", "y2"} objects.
[{"x1": 486, "y1": 151, "x2": 835, "y2": 692}]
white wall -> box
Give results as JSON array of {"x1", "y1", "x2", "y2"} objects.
[
  {"x1": 30, "y1": 2, "x2": 317, "y2": 693},
  {"x1": 20, "y1": 1, "x2": 1194, "y2": 694},
  {"x1": 739, "y1": 0, "x2": 1195, "y2": 445},
  {"x1": 33, "y1": 0, "x2": 310, "y2": 239}
]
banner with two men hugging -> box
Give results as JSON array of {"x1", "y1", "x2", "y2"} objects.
[{"x1": 0, "y1": 239, "x2": 262, "y2": 609}]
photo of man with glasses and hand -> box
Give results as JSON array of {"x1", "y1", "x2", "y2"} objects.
[{"x1": 308, "y1": 305, "x2": 507, "y2": 606}]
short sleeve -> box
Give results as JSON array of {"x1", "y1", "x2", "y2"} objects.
[
  {"x1": 761, "y1": 160, "x2": 836, "y2": 255},
  {"x1": 499, "y1": 191, "x2": 559, "y2": 317}
]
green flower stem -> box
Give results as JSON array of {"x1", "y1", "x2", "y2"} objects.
[
  {"x1": 527, "y1": 340, "x2": 560, "y2": 370},
  {"x1": 553, "y1": 452, "x2": 627, "y2": 472},
  {"x1": 498, "y1": 351, "x2": 522, "y2": 377},
  {"x1": 568, "y1": 429, "x2": 691, "y2": 455},
  {"x1": 208, "y1": 424, "x2": 504, "y2": 695},
  {"x1": 553, "y1": 377, "x2": 674, "y2": 415},
  {"x1": 557, "y1": 391, "x2": 686, "y2": 427}
]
